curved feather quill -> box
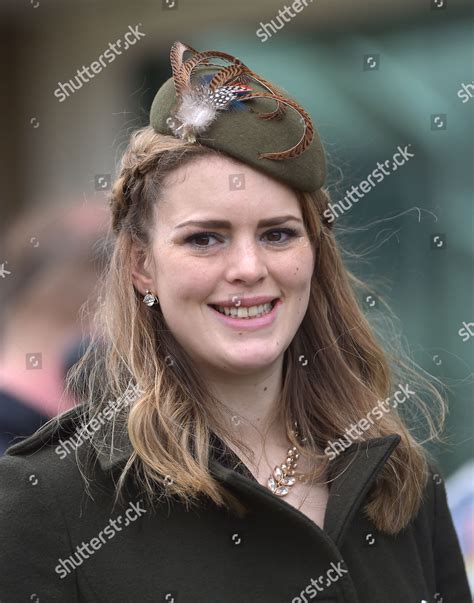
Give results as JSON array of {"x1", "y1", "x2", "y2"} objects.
[{"x1": 167, "y1": 40, "x2": 314, "y2": 160}]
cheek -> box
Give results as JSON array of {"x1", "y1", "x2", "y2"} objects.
[
  {"x1": 154, "y1": 245, "x2": 220, "y2": 301},
  {"x1": 274, "y1": 243, "x2": 314, "y2": 288}
]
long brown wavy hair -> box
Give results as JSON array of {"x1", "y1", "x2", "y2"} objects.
[{"x1": 64, "y1": 125, "x2": 445, "y2": 534}]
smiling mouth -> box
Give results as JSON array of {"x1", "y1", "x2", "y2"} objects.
[{"x1": 208, "y1": 298, "x2": 279, "y2": 319}]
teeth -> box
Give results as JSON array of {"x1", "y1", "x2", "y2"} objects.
[{"x1": 215, "y1": 302, "x2": 273, "y2": 318}]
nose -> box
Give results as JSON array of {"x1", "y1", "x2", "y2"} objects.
[{"x1": 223, "y1": 236, "x2": 269, "y2": 284}]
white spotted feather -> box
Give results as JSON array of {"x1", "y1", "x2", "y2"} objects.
[{"x1": 169, "y1": 81, "x2": 250, "y2": 142}]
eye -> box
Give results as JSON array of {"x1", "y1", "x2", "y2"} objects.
[
  {"x1": 265, "y1": 228, "x2": 298, "y2": 243},
  {"x1": 184, "y1": 232, "x2": 221, "y2": 248},
  {"x1": 184, "y1": 228, "x2": 299, "y2": 249}
]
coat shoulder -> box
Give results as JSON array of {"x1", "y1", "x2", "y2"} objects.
[
  {"x1": 0, "y1": 404, "x2": 93, "y2": 513},
  {"x1": 410, "y1": 459, "x2": 448, "y2": 540},
  {"x1": 411, "y1": 458, "x2": 472, "y2": 602},
  {"x1": 4, "y1": 404, "x2": 84, "y2": 459},
  {"x1": 0, "y1": 406, "x2": 89, "y2": 601}
]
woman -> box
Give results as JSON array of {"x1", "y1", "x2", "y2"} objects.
[{"x1": 0, "y1": 41, "x2": 470, "y2": 602}]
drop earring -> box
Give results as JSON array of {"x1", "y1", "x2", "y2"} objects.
[{"x1": 143, "y1": 289, "x2": 159, "y2": 307}]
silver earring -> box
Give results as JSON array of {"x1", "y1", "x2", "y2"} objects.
[{"x1": 143, "y1": 289, "x2": 159, "y2": 306}]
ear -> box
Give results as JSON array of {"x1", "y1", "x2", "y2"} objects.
[{"x1": 131, "y1": 242, "x2": 155, "y2": 296}]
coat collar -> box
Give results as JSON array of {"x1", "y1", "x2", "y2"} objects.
[
  {"x1": 6, "y1": 404, "x2": 401, "y2": 545},
  {"x1": 90, "y1": 418, "x2": 400, "y2": 545},
  {"x1": 207, "y1": 431, "x2": 401, "y2": 545}
]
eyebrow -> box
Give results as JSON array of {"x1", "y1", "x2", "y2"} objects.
[{"x1": 174, "y1": 215, "x2": 303, "y2": 230}]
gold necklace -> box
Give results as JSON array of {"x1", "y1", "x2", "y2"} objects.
[{"x1": 267, "y1": 422, "x2": 308, "y2": 497}]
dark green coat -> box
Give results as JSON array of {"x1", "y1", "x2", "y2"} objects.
[{"x1": 0, "y1": 405, "x2": 470, "y2": 602}]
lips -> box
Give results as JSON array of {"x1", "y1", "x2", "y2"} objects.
[
  {"x1": 207, "y1": 297, "x2": 283, "y2": 330},
  {"x1": 208, "y1": 298, "x2": 279, "y2": 311}
]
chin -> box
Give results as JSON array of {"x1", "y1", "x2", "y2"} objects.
[{"x1": 216, "y1": 349, "x2": 283, "y2": 372}]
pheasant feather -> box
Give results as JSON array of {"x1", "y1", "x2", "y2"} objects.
[{"x1": 166, "y1": 41, "x2": 314, "y2": 159}]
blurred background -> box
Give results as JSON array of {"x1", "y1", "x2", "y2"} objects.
[{"x1": 0, "y1": 0, "x2": 472, "y2": 586}]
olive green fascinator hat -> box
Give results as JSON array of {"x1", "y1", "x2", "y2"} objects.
[{"x1": 149, "y1": 41, "x2": 327, "y2": 193}]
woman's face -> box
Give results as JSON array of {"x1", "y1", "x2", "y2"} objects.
[{"x1": 132, "y1": 154, "x2": 315, "y2": 376}]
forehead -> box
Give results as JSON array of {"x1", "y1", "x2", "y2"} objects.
[{"x1": 158, "y1": 154, "x2": 302, "y2": 225}]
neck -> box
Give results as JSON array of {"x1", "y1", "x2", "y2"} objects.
[{"x1": 198, "y1": 355, "x2": 291, "y2": 459}]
